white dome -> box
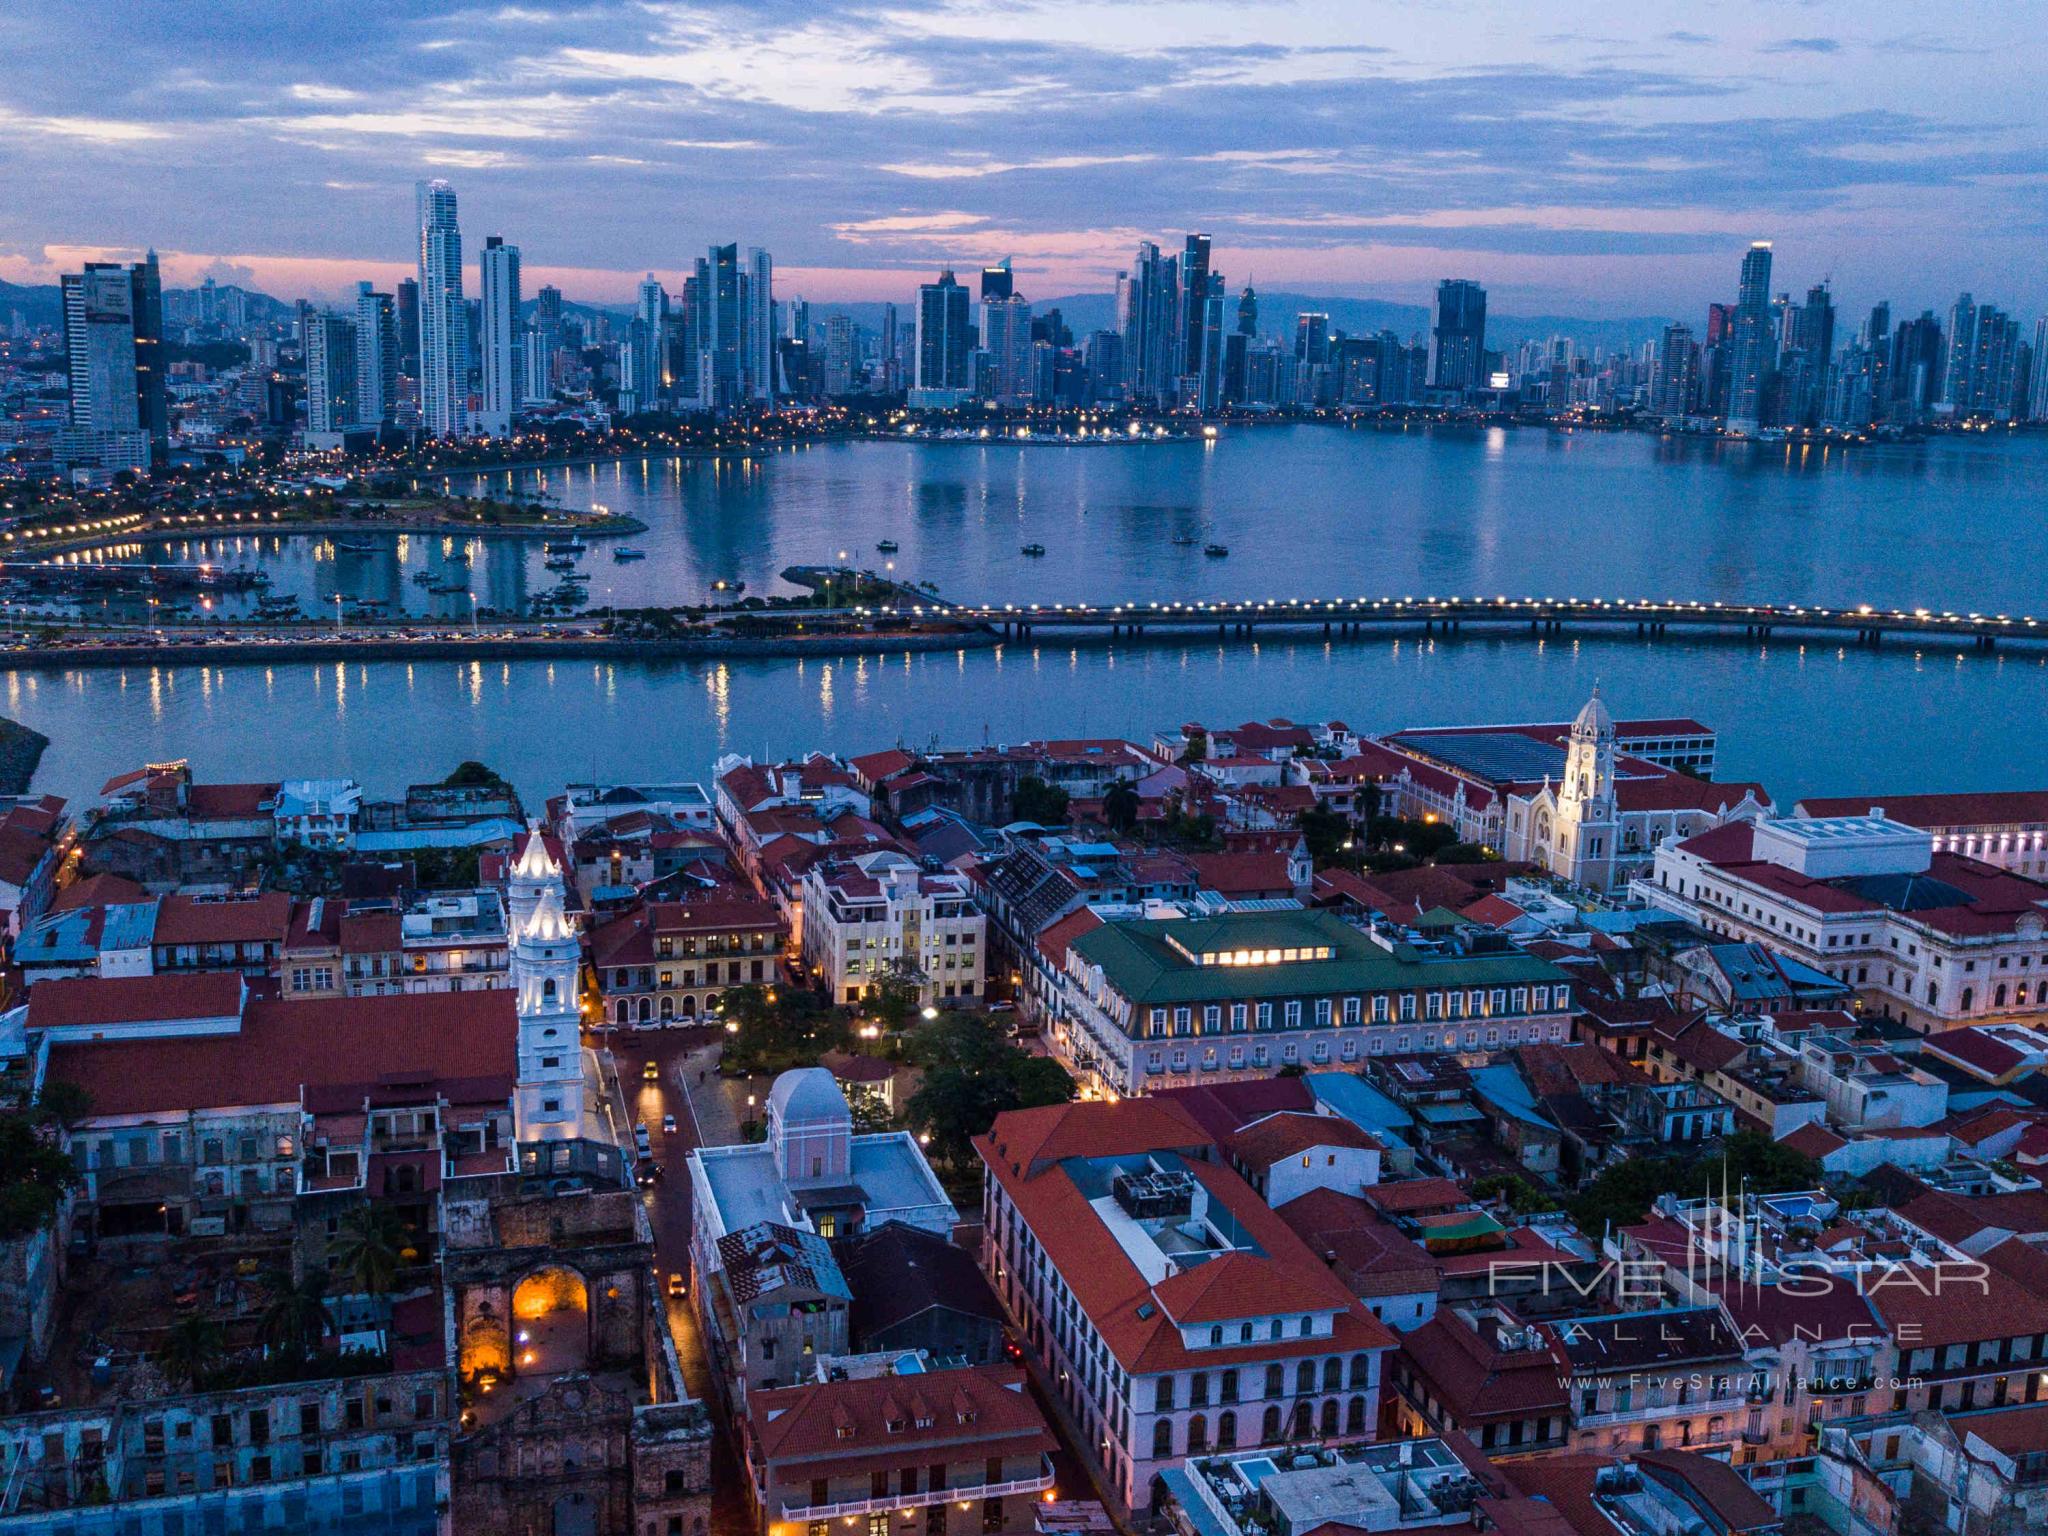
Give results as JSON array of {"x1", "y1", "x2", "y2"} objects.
[{"x1": 1572, "y1": 684, "x2": 1614, "y2": 738}]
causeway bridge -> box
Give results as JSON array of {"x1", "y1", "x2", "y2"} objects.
[{"x1": 832, "y1": 594, "x2": 2039, "y2": 651}]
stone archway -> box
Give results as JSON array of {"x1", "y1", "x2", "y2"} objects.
[{"x1": 514, "y1": 1265, "x2": 591, "y2": 1377}]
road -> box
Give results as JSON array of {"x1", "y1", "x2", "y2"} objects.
[{"x1": 606, "y1": 1022, "x2": 756, "y2": 1536}]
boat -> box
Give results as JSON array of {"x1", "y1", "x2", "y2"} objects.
[
  {"x1": 1203, "y1": 544, "x2": 1229, "y2": 558},
  {"x1": 612, "y1": 546, "x2": 647, "y2": 562},
  {"x1": 876, "y1": 540, "x2": 900, "y2": 553},
  {"x1": 710, "y1": 578, "x2": 746, "y2": 595},
  {"x1": 1020, "y1": 543, "x2": 1046, "y2": 557},
  {"x1": 332, "y1": 538, "x2": 377, "y2": 554},
  {"x1": 412, "y1": 570, "x2": 437, "y2": 586},
  {"x1": 543, "y1": 537, "x2": 588, "y2": 556},
  {"x1": 1171, "y1": 535, "x2": 1198, "y2": 547},
  {"x1": 544, "y1": 555, "x2": 577, "y2": 572}
]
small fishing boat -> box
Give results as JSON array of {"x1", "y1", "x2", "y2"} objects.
[
  {"x1": 543, "y1": 537, "x2": 588, "y2": 556},
  {"x1": 332, "y1": 538, "x2": 377, "y2": 554},
  {"x1": 876, "y1": 539, "x2": 900, "y2": 553},
  {"x1": 612, "y1": 546, "x2": 647, "y2": 562},
  {"x1": 1203, "y1": 544, "x2": 1229, "y2": 558},
  {"x1": 1020, "y1": 543, "x2": 1046, "y2": 557},
  {"x1": 544, "y1": 555, "x2": 577, "y2": 572}
]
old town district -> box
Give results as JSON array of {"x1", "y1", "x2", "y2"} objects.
[{"x1": 6, "y1": 692, "x2": 2048, "y2": 1536}]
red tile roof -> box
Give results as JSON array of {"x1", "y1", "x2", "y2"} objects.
[
  {"x1": 1865, "y1": 1260, "x2": 2048, "y2": 1349},
  {"x1": 184, "y1": 782, "x2": 279, "y2": 819},
  {"x1": 1035, "y1": 906, "x2": 1102, "y2": 967},
  {"x1": 1186, "y1": 851, "x2": 1296, "y2": 896},
  {"x1": 152, "y1": 890, "x2": 290, "y2": 946},
  {"x1": 1276, "y1": 1187, "x2": 1440, "y2": 1300},
  {"x1": 1226, "y1": 1111, "x2": 1380, "y2": 1167},
  {"x1": 46, "y1": 990, "x2": 518, "y2": 1118},
  {"x1": 28, "y1": 972, "x2": 246, "y2": 1033},
  {"x1": 51, "y1": 873, "x2": 146, "y2": 912},
  {"x1": 1797, "y1": 791, "x2": 2048, "y2": 829},
  {"x1": 1779, "y1": 1122, "x2": 1847, "y2": 1159},
  {"x1": 1397, "y1": 1310, "x2": 1570, "y2": 1423},
  {"x1": 748, "y1": 1364, "x2": 1054, "y2": 1470}
]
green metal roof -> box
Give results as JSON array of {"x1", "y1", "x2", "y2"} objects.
[{"x1": 1068, "y1": 908, "x2": 1568, "y2": 1007}]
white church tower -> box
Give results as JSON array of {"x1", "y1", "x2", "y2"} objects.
[
  {"x1": 507, "y1": 822, "x2": 558, "y2": 938},
  {"x1": 512, "y1": 874, "x2": 585, "y2": 1140},
  {"x1": 1552, "y1": 686, "x2": 1620, "y2": 890}
]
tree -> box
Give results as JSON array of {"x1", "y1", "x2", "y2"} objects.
[
  {"x1": 330, "y1": 1206, "x2": 403, "y2": 1296},
  {"x1": 159, "y1": 1315, "x2": 223, "y2": 1392},
  {"x1": 721, "y1": 984, "x2": 854, "y2": 1076},
  {"x1": 904, "y1": 1013, "x2": 1073, "y2": 1173},
  {"x1": 1010, "y1": 775, "x2": 1069, "y2": 827},
  {"x1": 1296, "y1": 806, "x2": 1356, "y2": 865},
  {"x1": 868, "y1": 965, "x2": 924, "y2": 1032},
  {"x1": 0, "y1": 1110, "x2": 83, "y2": 1241},
  {"x1": 260, "y1": 1270, "x2": 331, "y2": 1362},
  {"x1": 1567, "y1": 1134, "x2": 1820, "y2": 1234},
  {"x1": 442, "y1": 760, "x2": 510, "y2": 790},
  {"x1": 34, "y1": 1079, "x2": 91, "y2": 1130},
  {"x1": 1103, "y1": 780, "x2": 1141, "y2": 835}
]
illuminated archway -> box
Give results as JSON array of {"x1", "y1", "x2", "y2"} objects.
[{"x1": 512, "y1": 1265, "x2": 591, "y2": 1375}]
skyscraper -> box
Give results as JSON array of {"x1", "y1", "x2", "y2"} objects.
[
  {"x1": 1177, "y1": 233, "x2": 1211, "y2": 406},
  {"x1": 2032, "y1": 318, "x2": 2048, "y2": 423},
  {"x1": 395, "y1": 278, "x2": 419, "y2": 380},
  {"x1": 912, "y1": 269, "x2": 971, "y2": 407},
  {"x1": 980, "y1": 262, "x2": 1014, "y2": 303},
  {"x1": 632, "y1": 273, "x2": 667, "y2": 408},
  {"x1": 1124, "y1": 241, "x2": 1178, "y2": 406},
  {"x1": 61, "y1": 255, "x2": 166, "y2": 463},
  {"x1": 746, "y1": 247, "x2": 775, "y2": 402},
  {"x1": 414, "y1": 179, "x2": 468, "y2": 437},
  {"x1": 1725, "y1": 241, "x2": 1774, "y2": 433},
  {"x1": 1941, "y1": 293, "x2": 1976, "y2": 410},
  {"x1": 982, "y1": 294, "x2": 1034, "y2": 404},
  {"x1": 704, "y1": 244, "x2": 744, "y2": 411},
  {"x1": 353, "y1": 282, "x2": 398, "y2": 429},
  {"x1": 303, "y1": 311, "x2": 358, "y2": 439},
  {"x1": 477, "y1": 236, "x2": 522, "y2": 436},
  {"x1": 1427, "y1": 278, "x2": 1487, "y2": 392},
  {"x1": 1236, "y1": 283, "x2": 1258, "y2": 338},
  {"x1": 1652, "y1": 323, "x2": 1699, "y2": 415}
]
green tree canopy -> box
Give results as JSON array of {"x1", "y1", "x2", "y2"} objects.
[
  {"x1": 1010, "y1": 775, "x2": 1070, "y2": 827},
  {"x1": 1566, "y1": 1133, "x2": 1820, "y2": 1235},
  {"x1": 442, "y1": 760, "x2": 511, "y2": 789},
  {"x1": 1103, "y1": 780, "x2": 1141, "y2": 835},
  {"x1": 721, "y1": 984, "x2": 854, "y2": 1077},
  {"x1": 0, "y1": 1105, "x2": 84, "y2": 1240},
  {"x1": 903, "y1": 1013, "x2": 1073, "y2": 1173}
]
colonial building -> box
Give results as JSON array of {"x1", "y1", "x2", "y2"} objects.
[
  {"x1": 1046, "y1": 907, "x2": 1572, "y2": 1099},
  {"x1": 1640, "y1": 814, "x2": 2048, "y2": 1033},
  {"x1": 976, "y1": 1099, "x2": 1398, "y2": 1520},
  {"x1": 740, "y1": 1363, "x2": 1056, "y2": 1536},
  {"x1": 1796, "y1": 790, "x2": 2048, "y2": 879},
  {"x1": 586, "y1": 895, "x2": 784, "y2": 1028},
  {"x1": 799, "y1": 850, "x2": 985, "y2": 1008}
]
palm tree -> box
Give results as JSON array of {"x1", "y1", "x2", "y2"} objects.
[
  {"x1": 1103, "y1": 781, "x2": 1140, "y2": 835},
  {"x1": 259, "y1": 1270, "x2": 330, "y2": 1362},
  {"x1": 330, "y1": 1206, "x2": 402, "y2": 1295},
  {"x1": 158, "y1": 1315, "x2": 222, "y2": 1392}
]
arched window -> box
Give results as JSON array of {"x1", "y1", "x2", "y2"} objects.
[
  {"x1": 1961, "y1": 987, "x2": 1974, "y2": 1011},
  {"x1": 1290, "y1": 1402, "x2": 1312, "y2": 1439},
  {"x1": 1995, "y1": 984, "x2": 2008, "y2": 1008},
  {"x1": 1319, "y1": 1399, "x2": 1338, "y2": 1437},
  {"x1": 1346, "y1": 1397, "x2": 1367, "y2": 1435},
  {"x1": 637, "y1": 998, "x2": 651, "y2": 1023},
  {"x1": 1349, "y1": 1354, "x2": 1371, "y2": 1389},
  {"x1": 1321, "y1": 1358, "x2": 1342, "y2": 1391},
  {"x1": 543, "y1": 977, "x2": 556, "y2": 1001},
  {"x1": 1260, "y1": 1406, "x2": 1281, "y2": 1444},
  {"x1": 1295, "y1": 1360, "x2": 1315, "y2": 1394},
  {"x1": 1186, "y1": 1415, "x2": 1207, "y2": 1455},
  {"x1": 1264, "y1": 1364, "x2": 1283, "y2": 1398},
  {"x1": 1151, "y1": 1419, "x2": 1172, "y2": 1459},
  {"x1": 614, "y1": 999, "x2": 629, "y2": 1026},
  {"x1": 659, "y1": 995, "x2": 674, "y2": 1020},
  {"x1": 1217, "y1": 1411, "x2": 1237, "y2": 1451}
]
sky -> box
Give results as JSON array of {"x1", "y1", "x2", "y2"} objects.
[{"x1": 1, "y1": 1, "x2": 2042, "y2": 319}]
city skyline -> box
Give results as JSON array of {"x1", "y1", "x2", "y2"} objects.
[{"x1": 2, "y1": 2, "x2": 2043, "y2": 318}]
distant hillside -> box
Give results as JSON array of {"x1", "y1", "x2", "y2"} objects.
[{"x1": 0, "y1": 279, "x2": 62, "y2": 330}]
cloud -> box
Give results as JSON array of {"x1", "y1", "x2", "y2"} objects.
[
  {"x1": 878, "y1": 153, "x2": 1156, "y2": 180},
  {"x1": 1764, "y1": 37, "x2": 1843, "y2": 54}
]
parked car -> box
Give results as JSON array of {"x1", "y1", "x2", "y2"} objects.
[{"x1": 661, "y1": 1112, "x2": 677, "y2": 1134}]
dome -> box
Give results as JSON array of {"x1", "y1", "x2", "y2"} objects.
[
  {"x1": 766, "y1": 1066, "x2": 850, "y2": 1127},
  {"x1": 1572, "y1": 684, "x2": 1614, "y2": 738}
]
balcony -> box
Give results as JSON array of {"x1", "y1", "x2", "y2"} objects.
[
  {"x1": 780, "y1": 1456, "x2": 1055, "y2": 1520},
  {"x1": 1574, "y1": 1394, "x2": 1748, "y2": 1430}
]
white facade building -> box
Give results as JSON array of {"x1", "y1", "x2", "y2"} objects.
[
  {"x1": 414, "y1": 178, "x2": 468, "y2": 438},
  {"x1": 476, "y1": 235, "x2": 521, "y2": 437},
  {"x1": 511, "y1": 860, "x2": 584, "y2": 1139},
  {"x1": 799, "y1": 850, "x2": 985, "y2": 1007},
  {"x1": 1640, "y1": 815, "x2": 2048, "y2": 1033}
]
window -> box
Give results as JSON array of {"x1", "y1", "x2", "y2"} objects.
[{"x1": 1152, "y1": 1419, "x2": 1173, "y2": 1458}]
